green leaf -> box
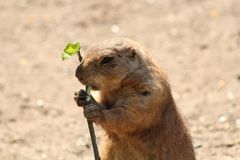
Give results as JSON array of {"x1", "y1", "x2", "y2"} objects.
[{"x1": 62, "y1": 42, "x2": 81, "y2": 61}]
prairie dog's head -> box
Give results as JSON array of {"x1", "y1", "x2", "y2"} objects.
[{"x1": 75, "y1": 38, "x2": 145, "y2": 91}]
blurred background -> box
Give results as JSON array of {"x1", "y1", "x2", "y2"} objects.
[{"x1": 0, "y1": 0, "x2": 240, "y2": 159}]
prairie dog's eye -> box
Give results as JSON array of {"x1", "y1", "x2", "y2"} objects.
[
  {"x1": 141, "y1": 91, "x2": 150, "y2": 96},
  {"x1": 100, "y1": 56, "x2": 114, "y2": 65}
]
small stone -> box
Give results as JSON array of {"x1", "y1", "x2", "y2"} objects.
[
  {"x1": 218, "y1": 116, "x2": 227, "y2": 123},
  {"x1": 222, "y1": 123, "x2": 230, "y2": 130},
  {"x1": 9, "y1": 137, "x2": 26, "y2": 144},
  {"x1": 21, "y1": 92, "x2": 30, "y2": 102},
  {"x1": 36, "y1": 99, "x2": 44, "y2": 107},
  {"x1": 218, "y1": 79, "x2": 226, "y2": 89},
  {"x1": 199, "y1": 44, "x2": 208, "y2": 50},
  {"x1": 76, "y1": 137, "x2": 88, "y2": 147},
  {"x1": 85, "y1": 143, "x2": 90, "y2": 149},
  {"x1": 227, "y1": 92, "x2": 234, "y2": 100},
  {"x1": 111, "y1": 25, "x2": 120, "y2": 33},
  {"x1": 49, "y1": 109, "x2": 63, "y2": 117},
  {"x1": 20, "y1": 103, "x2": 30, "y2": 110},
  {"x1": 8, "y1": 118, "x2": 16, "y2": 123},
  {"x1": 235, "y1": 118, "x2": 240, "y2": 125},
  {"x1": 194, "y1": 144, "x2": 202, "y2": 149}
]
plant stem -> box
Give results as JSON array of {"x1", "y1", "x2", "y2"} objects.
[
  {"x1": 85, "y1": 86, "x2": 100, "y2": 160},
  {"x1": 87, "y1": 120, "x2": 100, "y2": 160}
]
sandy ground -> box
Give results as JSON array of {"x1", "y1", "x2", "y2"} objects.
[{"x1": 0, "y1": 0, "x2": 240, "y2": 159}]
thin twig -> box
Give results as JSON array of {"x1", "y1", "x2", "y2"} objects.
[
  {"x1": 87, "y1": 120, "x2": 100, "y2": 160},
  {"x1": 85, "y1": 86, "x2": 100, "y2": 160}
]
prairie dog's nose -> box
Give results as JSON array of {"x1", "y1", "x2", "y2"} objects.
[{"x1": 75, "y1": 65, "x2": 84, "y2": 81}]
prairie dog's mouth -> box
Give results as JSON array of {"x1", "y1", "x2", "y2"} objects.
[
  {"x1": 86, "y1": 81, "x2": 101, "y2": 90},
  {"x1": 78, "y1": 78, "x2": 101, "y2": 90},
  {"x1": 91, "y1": 85, "x2": 100, "y2": 90}
]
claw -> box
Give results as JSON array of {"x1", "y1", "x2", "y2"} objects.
[
  {"x1": 74, "y1": 91, "x2": 79, "y2": 96},
  {"x1": 80, "y1": 89, "x2": 88, "y2": 95}
]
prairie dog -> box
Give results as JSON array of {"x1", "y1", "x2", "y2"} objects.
[{"x1": 74, "y1": 38, "x2": 196, "y2": 160}]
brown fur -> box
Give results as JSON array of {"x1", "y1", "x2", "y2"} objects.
[{"x1": 75, "y1": 38, "x2": 196, "y2": 160}]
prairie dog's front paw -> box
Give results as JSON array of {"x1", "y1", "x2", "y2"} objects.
[
  {"x1": 74, "y1": 89, "x2": 90, "y2": 107},
  {"x1": 84, "y1": 104, "x2": 102, "y2": 122}
]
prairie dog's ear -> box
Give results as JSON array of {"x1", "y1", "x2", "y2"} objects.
[
  {"x1": 127, "y1": 48, "x2": 139, "y2": 70},
  {"x1": 127, "y1": 48, "x2": 137, "y2": 61},
  {"x1": 131, "y1": 49, "x2": 137, "y2": 58},
  {"x1": 114, "y1": 43, "x2": 137, "y2": 60}
]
